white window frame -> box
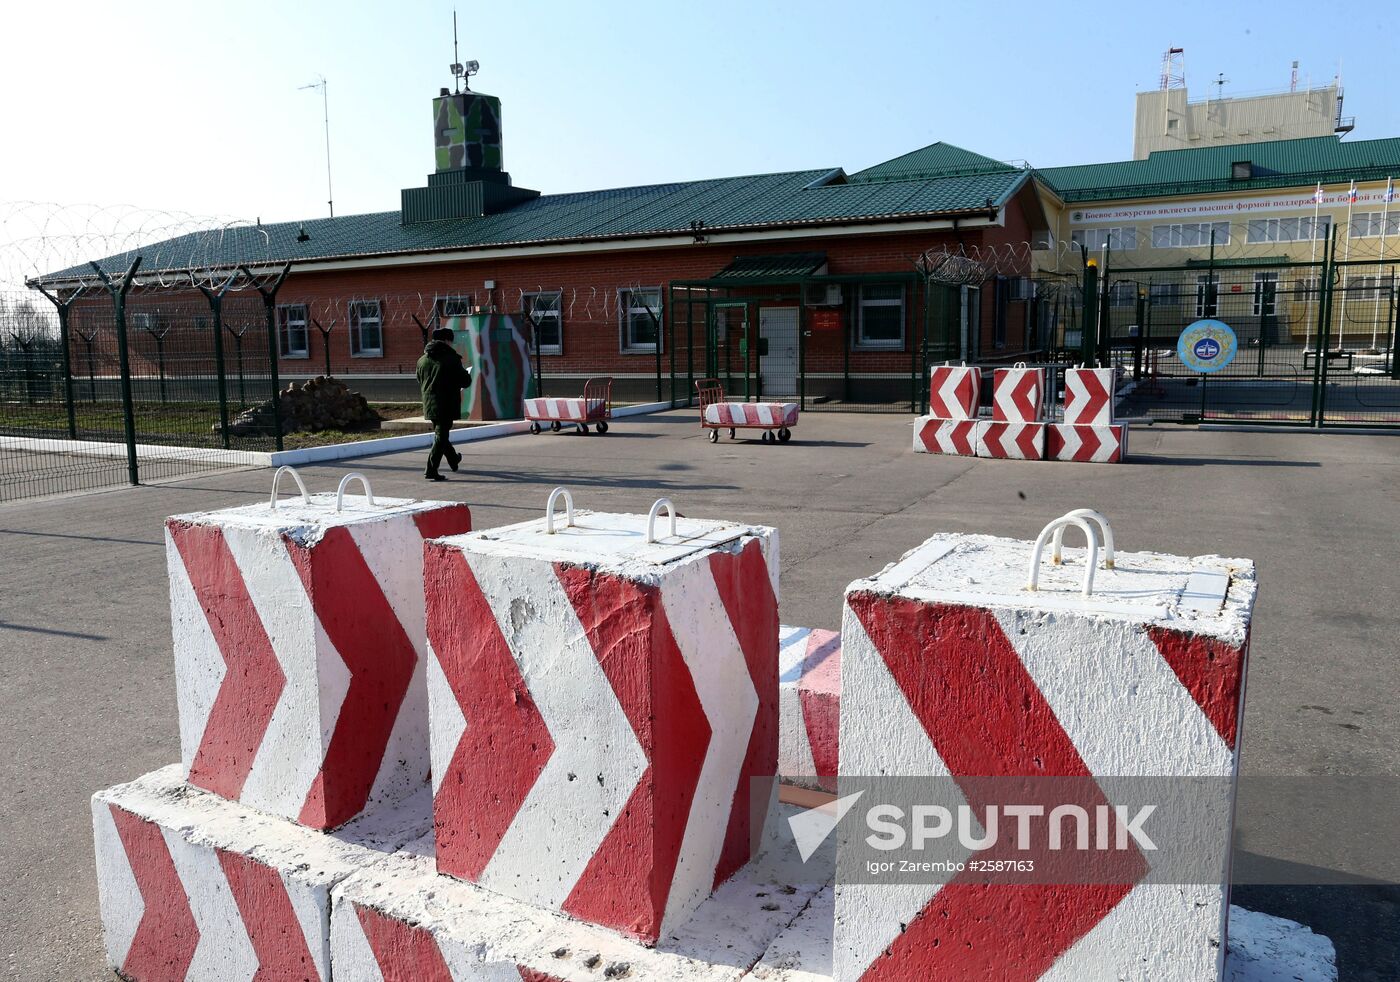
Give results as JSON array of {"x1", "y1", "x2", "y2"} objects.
[
  {"x1": 1148, "y1": 282, "x2": 1179, "y2": 307},
  {"x1": 1070, "y1": 226, "x2": 1136, "y2": 252},
  {"x1": 853, "y1": 283, "x2": 906, "y2": 351},
  {"x1": 348, "y1": 300, "x2": 383, "y2": 358},
  {"x1": 1152, "y1": 221, "x2": 1230, "y2": 248},
  {"x1": 619, "y1": 287, "x2": 662, "y2": 354},
  {"x1": 1108, "y1": 280, "x2": 1138, "y2": 309},
  {"x1": 1252, "y1": 272, "x2": 1279, "y2": 317},
  {"x1": 1349, "y1": 212, "x2": 1400, "y2": 238},
  {"x1": 434, "y1": 295, "x2": 475, "y2": 319},
  {"x1": 524, "y1": 290, "x2": 563, "y2": 355},
  {"x1": 277, "y1": 303, "x2": 309, "y2": 359}
]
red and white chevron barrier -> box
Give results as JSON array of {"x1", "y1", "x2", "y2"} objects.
[
  {"x1": 165, "y1": 472, "x2": 471, "y2": 830},
  {"x1": 703, "y1": 401, "x2": 800, "y2": 427},
  {"x1": 912, "y1": 416, "x2": 978, "y2": 456},
  {"x1": 975, "y1": 420, "x2": 1046, "y2": 460},
  {"x1": 779, "y1": 625, "x2": 841, "y2": 792},
  {"x1": 424, "y1": 491, "x2": 779, "y2": 943},
  {"x1": 1048, "y1": 423, "x2": 1129, "y2": 463},
  {"x1": 836, "y1": 512, "x2": 1255, "y2": 981},
  {"x1": 522, "y1": 397, "x2": 607, "y2": 422},
  {"x1": 92, "y1": 764, "x2": 428, "y2": 982},
  {"x1": 330, "y1": 801, "x2": 826, "y2": 981},
  {"x1": 928, "y1": 365, "x2": 981, "y2": 419},
  {"x1": 1062, "y1": 367, "x2": 1117, "y2": 425},
  {"x1": 992, "y1": 366, "x2": 1044, "y2": 423}
]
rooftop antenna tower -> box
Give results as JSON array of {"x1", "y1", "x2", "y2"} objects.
[
  {"x1": 298, "y1": 75, "x2": 334, "y2": 218},
  {"x1": 1290, "y1": 59, "x2": 1299, "y2": 92},
  {"x1": 1159, "y1": 47, "x2": 1186, "y2": 90},
  {"x1": 448, "y1": 12, "x2": 479, "y2": 94},
  {"x1": 1213, "y1": 72, "x2": 1229, "y2": 99}
]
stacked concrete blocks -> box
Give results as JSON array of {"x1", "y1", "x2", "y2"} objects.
[
  {"x1": 977, "y1": 363, "x2": 1046, "y2": 460},
  {"x1": 1049, "y1": 366, "x2": 1129, "y2": 463},
  {"x1": 164, "y1": 470, "x2": 471, "y2": 829},
  {"x1": 912, "y1": 365, "x2": 981, "y2": 456},
  {"x1": 424, "y1": 491, "x2": 781, "y2": 944},
  {"x1": 835, "y1": 509, "x2": 1255, "y2": 980}
]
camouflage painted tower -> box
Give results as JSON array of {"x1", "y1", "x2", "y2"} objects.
[{"x1": 401, "y1": 66, "x2": 538, "y2": 224}]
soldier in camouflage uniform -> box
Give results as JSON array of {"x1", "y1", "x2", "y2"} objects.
[{"x1": 416, "y1": 328, "x2": 472, "y2": 481}]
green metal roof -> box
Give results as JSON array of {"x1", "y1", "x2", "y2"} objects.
[
  {"x1": 39, "y1": 164, "x2": 1027, "y2": 283},
  {"x1": 714, "y1": 252, "x2": 828, "y2": 279},
  {"x1": 1039, "y1": 135, "x2": 1400, "y2": 203},
  {"x1": 847, "y1": 142, "x2": 1019, "y2": 183}
]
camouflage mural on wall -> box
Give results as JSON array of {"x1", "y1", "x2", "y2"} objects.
[
  {"x1": 433, "y1": 92, "x2": 503, "y2": 172},
  {"x1": 443, "y1": 312, "x2": 535, "y2": 420}
]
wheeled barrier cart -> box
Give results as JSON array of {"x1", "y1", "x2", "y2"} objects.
[
  {"x1": 522, "y1": 376, "x2": 613, "y2": 434},
  {"x1": 695, "y1": 378, "x2": 798, "y2": 444}
]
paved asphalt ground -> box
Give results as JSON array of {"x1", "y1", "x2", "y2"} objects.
[{"x1": 2, "y1": 410, "x2": 1397, "y2": 979}]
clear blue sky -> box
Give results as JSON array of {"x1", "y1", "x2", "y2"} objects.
[{"x1": 3, "y1": 0, "x2": 1398, "y2": 226}]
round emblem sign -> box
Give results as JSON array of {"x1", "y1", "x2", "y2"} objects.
[{"x1": 1178, "y1": 319, "x2": 1238, "y2": 373}]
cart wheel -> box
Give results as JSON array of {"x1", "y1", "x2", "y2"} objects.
[
  {"x1": 596, "y1": 420, "x2": 609, "y2": 434},
  {"x1": 762, "y1": 430, "x2": 774, "y2": 443},
  {"x1": 577, "y1": 423, "x2": 589, "y2": 434},
  {"x1": 777, "y1": 427, "x2": 791, "y2": 443},
  {"x1": 728, "y1": 428, "x2": 736, "y2": 439},
  {"x1": 529, "y1": 421, "x2": 541, "y2": 435},
  {"x1": 551, "y1": 420, "x2": 562, "y2": 432},
  {"x1": 708, "y1": 429, "x2": 719, "y2": 443}
]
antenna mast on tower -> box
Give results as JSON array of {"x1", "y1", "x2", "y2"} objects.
[{"x1": 1160, "y1": 47, "x2": 1186, "y2": 90}]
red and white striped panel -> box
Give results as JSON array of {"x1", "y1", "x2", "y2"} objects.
[
  {"x1": 1048, "y1": 423, "x2": 1129, "y2": 463},
  {"x1": 975, "y1": 420, "x2": 1046, "y2": 460},
  {"x1": 522, "y1": 397, "x2": 606, "y2": 422},
  {"x1": 91, "y1": 764, "x2": 427, "y2": 982},
  {"x1": 165, "y1": 495, "x2": 471, "y2": 830},
  {"x1": 835, "y1": 532, "x2": 1255, "y2": 982},
  {"x1": 778, "y1": 625, "x2": 841, "y2": 792},
  {"x1": 928, "y1": 365, "x2": 981, "y2": 420},
  {"x1": 425, "y1": 516, "x2": 779, "y2": 944},
  {"x1": 330, "y1": 804, "x2": 826, "y2": 982},
  {"x1": 703, "y1": 401, "x2": 800, "y2": 427},
  {"x1": 912, "y1": 416, "x2": 977, "y2": 456},
  {"x1": 992, "y1": 366, "x2": 1045, "y2": 423},
  {"x1": 1062, "y1": 367, "x2": 1117, "y2": 425}
]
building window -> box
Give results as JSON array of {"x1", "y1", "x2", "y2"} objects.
[
  {"x1": 1108, "y1": 281, "x2": 1138, "y2": 308},
  {"x1": 1247, "y1": 216, "x2": 1331, "y2": 243},
  {"x1": 524, "y1": 291, "x2": 563, "y2": 355},
  {"x1": 434, "y1": 295, "x2": 475, "y2": 319},
  {"x1": 1194, "y1": 275, "x2": 1218, "y2": 317},
  {"x1": 1070, "y1": 227, "x2": 1136, "y2": 252},
  {"x1": 1148, "y1": 283, "x2": 1179, "y2": 306},
  {"x1": 1349, "y1": 212, "x2": 1400, "y2": 238},
  {"x1": 1231, "y1": 161, "x2": 1253, "y2": 180},
  {"x1": 1292, "y1": 276, "x2": 1321, "y2": 301},
  {"x1": 854, "y1": 283, "x2": 905, "y2": 350},
  {"x1": 619, "y1": 288, "x2": 662, "y2": 353},
  {"x1": 1252, "y1": 272, "x2": 1279, "y2": 317},
  {"x1": 1152, "y1": 222, "x2": 1231, "y2": 248},
  {"x1": 276, "y1": 303, "x2": 309, "y2": 359},
  {"x1": 1344, "y1": 275, "x2": 1383, "y2": 300},
  {"x1": 349, "y1": 300, "x2": 383, "y2": 357}
]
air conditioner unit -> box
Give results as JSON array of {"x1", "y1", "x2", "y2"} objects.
[{"x1": 804, "y1": 283, "x2": 843, "y2": 307}]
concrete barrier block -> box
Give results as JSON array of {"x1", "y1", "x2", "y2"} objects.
[
  {"x1": 91, "y1": 764, "x2": 428, "y2": 982},
  {"x1": 836, "y1": 519, "x2": 1255, "y2": 980},
  {"x1": 778, "y1": 625, "x2": 841, "y2": 792},
  {"x1": 329, "y1": 803, "x2": 829, "y2": 980},
  {"x1": 912, "y1": 416, "x2": 977, "y2": 455},
  {"x1": 165, "y1": 491, "x2": 470, "y2": 829},
  {"x1": 424, "y1": 496, "x2": 779, "y2": 943},
  {"x1": 992, "y1": 366, "x2": 1045, "y2": 422},
  {"x1": 975, "y1": 420, "x2": 1047, "y2": 460},
  {"x1": 1063, "y1": 367, "x2": 1118, "y2": 425},
  {"x1": 927, "y1": 366, "x2": 981, "y2": 420},
  {"x1": 1047, "y1": 423, "x2": 1129, "y2": 463}
]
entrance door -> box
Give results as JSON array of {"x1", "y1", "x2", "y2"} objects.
[{"x1": 759, "y1": 306, "x2": 798, "y2": 397}]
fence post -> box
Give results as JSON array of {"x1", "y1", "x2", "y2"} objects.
[
  {"x1": 239, "y1": 264, "x2": 292, "y2": 452},
  {"x1": 91, "y1": 258, "x2": 142, "y2": 487},
  {"x1": 1309, "y1": 230, "x2": 1336, "y2": 425},
  {"x1": 195, "y1": 273, "x2": 237, "y2": 450},
  {"x1": 1134, "y1": 291, "x2": 1145, "y2": 381},
  {"x1": 1080, "y1": 260, "x2": 1099, "y2": 365},
  {"x1": 33, "y1": 283, "x2": 85, "y2": 440}
]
